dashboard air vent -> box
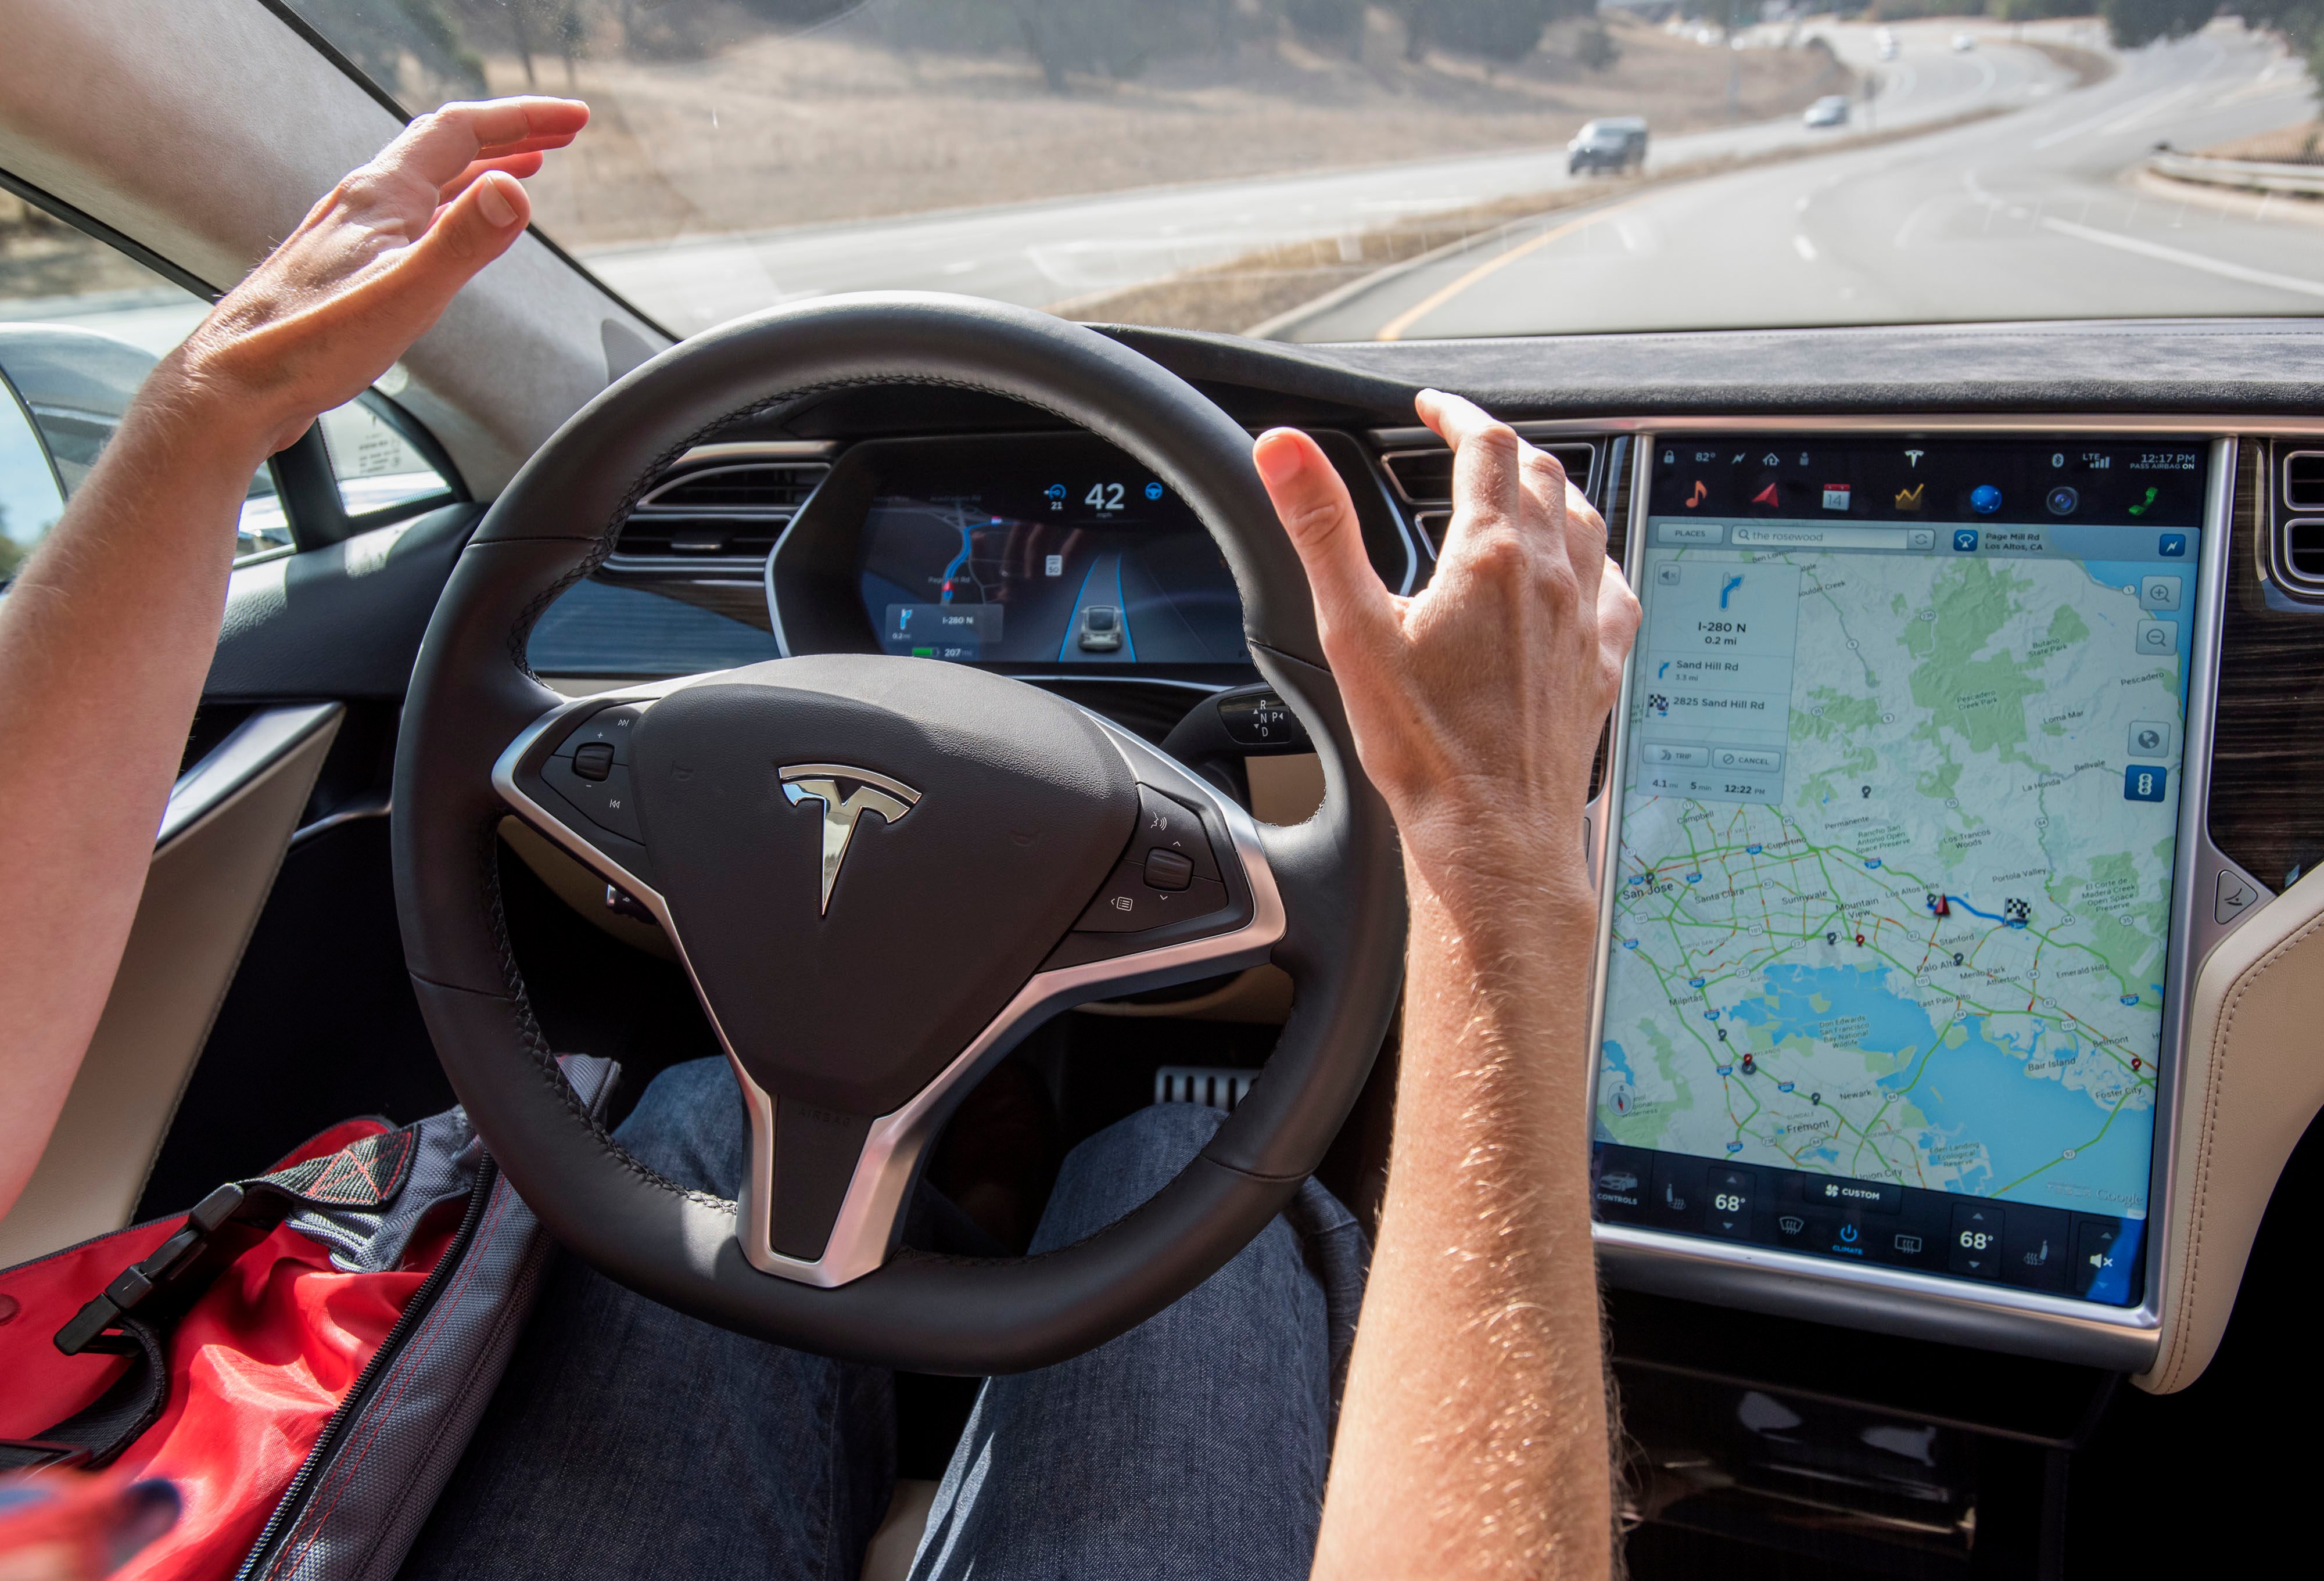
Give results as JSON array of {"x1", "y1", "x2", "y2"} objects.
[
  {"x1": 2284, "y1": 450, "x2": 2324, "y2": 512},
  {"x1": 2283, "y1": 519, "x2": 2324, "y2": 589},
  {"x1": 611, "y1": 461, "x2": 829, "y2": 568},
  {"x1": 1382, "y1": 440, "x2": 1596, "y2": 555}
]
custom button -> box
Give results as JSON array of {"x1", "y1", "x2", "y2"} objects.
[
  {"x1": 2135, "y1": 620, "x2": 2176, "y2": 656},
  {"x1": 1143, "y1": 850, "x2": 1194, "y2": 892},
  {"x1": 1949, "y1": 1202, "x2": 2004, "y2": 1279},
  {"x1": 1806, "y1": 1177, "x2": 1901, "y2": 1213},
  {"x1": 2216, "y1": 869, "x2": 2260, "y2": 925},
  {"x1": 2141, "y1": 574, "x2": 2183, "y2": 612},
  {"x1": 541, "y1": 757, "x2": 643, "y2": 842},
  {"x1": 573, "y1": 742, "x2": 615, "y2": 782},
  {"x1": 1705, "y1": 1168, "x2": 1756, "y2": 1239}
]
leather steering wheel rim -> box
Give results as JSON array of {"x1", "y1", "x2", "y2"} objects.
[{"x1": 391, "y1": 293, "x2": 1405, "y2": 1374}]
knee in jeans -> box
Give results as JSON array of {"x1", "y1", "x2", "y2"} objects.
[{"x1": 611, "y1": 1057, "x2": 750, "y2": 1198}]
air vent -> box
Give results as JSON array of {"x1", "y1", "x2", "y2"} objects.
[
  {"x1": 2283, "y1": 518, "x2": 2324, "y2": 590},
  {"x1": 609, "y1": 461, "x2": 829, "y2": 569},
  {"x1": 1382, "y1": 440, "x2": 1596, "y2": 555},
  {"x1": 2285, "y1": 450, "x2": 2324, "y2": 512}
]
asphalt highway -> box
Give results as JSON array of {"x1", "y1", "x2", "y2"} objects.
[
  {"x1": 583, "y1": 20, "x2": 2081, "y2": 337},
  {"x1": 1287, "y1": 20, "x2": 2319, "y2": 340}
]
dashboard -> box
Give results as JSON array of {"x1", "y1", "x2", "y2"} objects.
[{"x1": 517, "y1": 322, "x2": 2324, "y2": 1382}]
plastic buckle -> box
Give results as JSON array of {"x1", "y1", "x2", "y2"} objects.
[{"x1": 52, "y1": 1184, "x2": 248, "y2": 1357}]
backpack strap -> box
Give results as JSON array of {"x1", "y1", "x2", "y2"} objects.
[{"x1": 0, "y1": 1127, "x2": 419, "y2": 1472}]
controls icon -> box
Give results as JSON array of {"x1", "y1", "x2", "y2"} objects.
[{"x1": 2215, "y1": 869, "x2": 2259, "y2": 925}]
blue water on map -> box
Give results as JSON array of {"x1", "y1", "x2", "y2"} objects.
[
  {"x1": 1884, "y1": 1014, "x2": 2153, "y2": 1215},
  {"x1": 1728, "y1": 966, "x2": 2153, "y2": 1215}
]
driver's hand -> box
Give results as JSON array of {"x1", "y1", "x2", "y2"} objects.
[
  {"x1": 174, "y1": 96, "x2": 589, "y2": 455},
  {"x1": 1252, "y1": 390, "x2": 1639, "y2": 902}
]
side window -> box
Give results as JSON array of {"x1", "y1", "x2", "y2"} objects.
[{"x1": 0, "y1": 184, "x2": 457, "y2": 580}]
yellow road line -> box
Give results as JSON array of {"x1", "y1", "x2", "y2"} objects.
[{"x1": 1374, "y1": 195, "x2": 1650, "y2": 343}]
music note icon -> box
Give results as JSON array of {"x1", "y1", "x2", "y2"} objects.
[{"x1": 1686, "y1": 480, "x2": 1707, "y2": 508}]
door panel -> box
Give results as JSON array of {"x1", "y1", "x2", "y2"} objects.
[{"x1": 0, "y1": 706, "x2": 340, "y2": 1263}]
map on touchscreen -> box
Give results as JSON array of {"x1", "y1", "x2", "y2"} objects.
[{"x1": 1597, "y1": 440, "x2": 2205, "y2": 1289}]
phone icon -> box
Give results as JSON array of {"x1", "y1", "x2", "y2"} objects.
[{"x1": 2129, "y1": 486, "x2": 2160, "y2": 517}]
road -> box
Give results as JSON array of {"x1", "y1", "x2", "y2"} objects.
[
  {"x1": 1287, "y1": 19, "x2": 2319, "y2": 340},
  {"x1": 582, "y1": 20, "x2": 2077, "y2": 337}
]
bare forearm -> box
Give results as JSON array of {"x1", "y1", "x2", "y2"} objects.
[
  {"x1": 1314, "y1": 864, "x2": 1613, "y2": 1580},
  {"x1": 0, "y1": 363, "x2": 272, "y2": 1216}
]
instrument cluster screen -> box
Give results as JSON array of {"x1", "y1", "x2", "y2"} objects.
[
  {"x1": 856, "y1": 435, "x2": 1246, "y2": 666},
  {"x1": 1594, "y1": 435, "x2": 2210, "y2": 1308}
]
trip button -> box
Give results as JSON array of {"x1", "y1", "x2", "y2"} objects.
[{"x1": 1949, "y1": 1202, "x2": 2004, "y2": 1280}]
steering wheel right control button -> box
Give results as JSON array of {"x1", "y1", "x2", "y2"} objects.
[{"x1": 1071, "y1": 786, "x2": 1233, "y2": 933}]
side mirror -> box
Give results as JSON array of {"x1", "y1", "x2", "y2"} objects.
[{"x1": 0, "y1": 372, "x2": 67, "y2": 582}]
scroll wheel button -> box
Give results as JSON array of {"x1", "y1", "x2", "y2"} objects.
[
  {"x1": 1143, "y1": 850, "x2": 1194, "y2": 892},
  {"x1": 573, "y1": 742, "x2": 616, "y2": 782}
]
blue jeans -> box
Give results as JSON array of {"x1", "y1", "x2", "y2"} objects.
[{"x1": 403, "y1": 1058, "x2": 1368, "y2": 1581}]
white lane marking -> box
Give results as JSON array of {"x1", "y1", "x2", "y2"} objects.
[
  {"x1": 1793, "y1": 234, "x2": 1818, "y2": 261},
  {"x1": 2042, "y1": 215, "x2": 2324, "y2": 300},
  {"x1": 942, "y1": 260, "x2": 978, "y2": 275},
  {"x1": 2028, "y1": 83, "x2": 2178, "y2": 150}
]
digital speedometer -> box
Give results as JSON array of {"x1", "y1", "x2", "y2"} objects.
[{"x1": 854, "y1": 434, "x2": 1246, "y2": 666}]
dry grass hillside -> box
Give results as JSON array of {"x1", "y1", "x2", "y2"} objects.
[{"x1": 456, "y1": 12, "x2": 1851, "y2": 248}]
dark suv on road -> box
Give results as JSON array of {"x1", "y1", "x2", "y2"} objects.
[{"x1": 1569, "y1": 116, "x2": 1649, "y2": 175}]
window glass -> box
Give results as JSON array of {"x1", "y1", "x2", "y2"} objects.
[
  {"x1": 0, "y1": 375, "x2": 65, "y2": 580},
  {"x1": 317, "y1": 395, "x2": 455, "y2": 521},
  {"x1": 0, "y1": 186, "x2": 429, "y2": 573}
]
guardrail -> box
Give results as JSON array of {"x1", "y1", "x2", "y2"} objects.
[{"x1": 2149, "y1": 151, "x2": 2324, "y2": 197}]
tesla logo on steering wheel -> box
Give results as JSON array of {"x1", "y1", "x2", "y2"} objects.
[{"x1": 779, "y1": 764, "x2": 920, "y2": 915}]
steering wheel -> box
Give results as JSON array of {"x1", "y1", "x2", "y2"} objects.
[{"x1": 392, "y1": 294, "x2": 1404, "y2": 1374}]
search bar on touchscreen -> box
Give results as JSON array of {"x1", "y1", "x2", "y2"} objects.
[{"x1": 1728, "y1": 524, "x2": 1935, "y2": 551}]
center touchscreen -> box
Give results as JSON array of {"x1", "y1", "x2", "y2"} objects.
[{"x1": 1593, "y1": 436, "x2": 2208, "y2": 1308}]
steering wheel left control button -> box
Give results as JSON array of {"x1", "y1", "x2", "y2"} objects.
[
  {"x1": 542, "y1": 754, "x2": 644, "y2": 842},
  {"x1": 1143, "y1": 849, "x2": 1194, "y2": 891},
  {"x1": 554, "y1": 703, "x2": 646, "y2": 763},
  {"x1": 572, "y1": 742, "x2": 616, "y2": 782},
  {"x1": 1074, "y1": 865, "x2": 1229, "y2": 932}
]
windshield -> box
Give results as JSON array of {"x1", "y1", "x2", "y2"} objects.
[{"x1": 284, "y1": 1, "x2": 2321, "y2": 342}]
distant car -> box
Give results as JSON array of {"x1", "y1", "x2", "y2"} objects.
[
  {"x1": 1568, "y1": 115, "x2": 1649, "y2": 176},
  {"x1": 1875, "y1": 27, "x2": 1899, "y2": 60},
  {"x1": 1805, "y1": 95, "x2": 1851, "y2": 128},
  {"x1": 1077, "y1": 604, "x2": 1123, "y2": 652},
  {"x1": 1951, "y1": 31, "x2": 1977, "y2": 51}
]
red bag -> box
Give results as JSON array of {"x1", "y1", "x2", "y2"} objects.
[{"x1": 0, "y1": 1057, "x2": 613, "y2": 1581}]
